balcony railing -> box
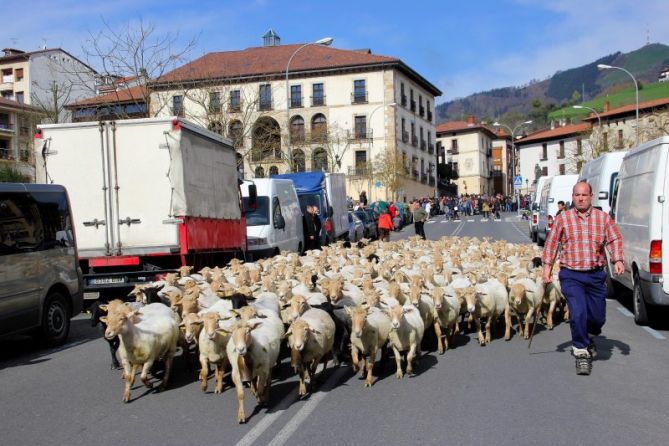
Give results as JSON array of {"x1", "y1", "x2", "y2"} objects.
[
  {"x1": 347, "y1": 129, "x2": 373, "y2": 142},
  {"x1": 420, "y1": 140, "x2": 426, "y2": 151},
  {"x1": 228, "y1": 103, "x2": 241, "y2": 112},
  {"x1": 428, "y1": 143, "x2": 435, "y2": 154},
  {"x1": 290, "y1": 97, "x2": 303, "y2": 108},
  {"x1": 0, "y1": 148, "x2": 15, "y2": 160},
  {"x1": 309, "y1": 131, "x2": 328, "y2": 143},
  {"x1": 171, "y1": 108, "x2": 184, "y2": 117},
  {"x1": 347, "y1": 166, "x2": 371, "y2": 176},
  {"x1": 419, "y1": 106, "x2": 425, "y2": 117},
  {"x1": 421, "y1": 175, "x2": 428, "y2": 184},
  {"x1": 449, "y1": 147, "x2": 459, "y2": 155},
  {"x1": 351, "y1": 92, "x2": 368, "y2": 104},
  {"x1": 401, "y1": 94, "x2": 407, "y2": 107},
  {"x1": 310, "y1": 95, "x2": 326, "y2": 107},
  {"x1": 410, "y1": 100, "x2": 416, "y2": 112},
  {"x1": 259, "y1": 100, "x2": 273, "y2": 111},
  {"x1": 427, "y1": 110, "x2": 433, "y2": 122},
  {"x1": 411, "y1": 135, "x2": 418, "y2": 147},
  {"x1": 401, "y1": 131, "x2": 409, "y2": 143},
  {"x1": 0, "y1": 122, "x2": 13, "y2": 132}
]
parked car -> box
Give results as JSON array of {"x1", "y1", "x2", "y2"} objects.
[
  {"x1": 354, "y1": 209, "x2": 379, "y2": 240},
  {"x1": 0, "y1": 183, "x2": 83, "y2": 346},
  {"x1": 530, "y1": 176, "x2": 551, "y2": 243},
  {"x1": 347, "y1": 211, "x2": 364, "y2": 242},
  {"x1": 608, "y1": 136, "x2": 669, "y2": 324},
  {"x1": 537, "y1": 174, "x2": 578, "y2": 246},
  {"x1": 578, "y1": 151, "x2": 626, "y2": 214}
]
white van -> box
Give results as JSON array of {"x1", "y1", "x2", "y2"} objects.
[
  {"x1": 609, "y1": 136, "x2": 669, "y2": 324},
  {"x1": 578, "y1": 151, "x2": 626, "y2": 214},
  {"x1": 530, "y1": 176, "x2": 551, "y2": 243},
  {"x1": 536, "y1": 174, "x2": 578, "y2": 246},
  {"x1": 241, "y1": 179, "x2": 304, "y2": 258}
]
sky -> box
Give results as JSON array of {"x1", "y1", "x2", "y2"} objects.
[{"x1": 3, "y1": 0, "x2": 669, "y2": 103}]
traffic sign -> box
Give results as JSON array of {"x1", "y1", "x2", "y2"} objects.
[{"x1": 513, "y1": 176, "x2": 523, "y2": 190}]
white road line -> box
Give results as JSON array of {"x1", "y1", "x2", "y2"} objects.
[
  {"x1": 642, "y1": 326, "x2": 667, "y2": 340},
  {"x1": 440, "y1": 220, "x2": 448, "y2": 223},
  {"x1": 467, "y1": 219, "x2": 475, "y2": 222},
  {"x1": 617, "y1": 306, "x2": 633, "y2": 317},
  {"x1": 451, "y1": 221, "x2": 465, "y2": 236},
  {"x1": 266, "y1": 366, "x2": 349, "y2": 446},
  {"x1": 426, "y1": 221, "x2": 435, "y2": 224},
  {"x1": 509, "y1": 221, "x2": 531, "y2": 241}
]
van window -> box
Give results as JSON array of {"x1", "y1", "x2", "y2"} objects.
[
  {"x1": 272, "y1": 197, "x2": 282, "y2": 228},
  {"x1": 243, "y1": 196, "x2": 270, "y2": 226},
  {"x1": 298, "y1": 194, "x2": 321, "y2": 216}
]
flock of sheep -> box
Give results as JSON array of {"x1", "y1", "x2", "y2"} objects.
[{"x1": 94, "y1": 236, "x2": 567, "y2": 424}]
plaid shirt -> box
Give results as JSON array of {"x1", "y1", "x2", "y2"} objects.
[{"x1": 542, "y1": 206, "x2": 623, "y2": 270}]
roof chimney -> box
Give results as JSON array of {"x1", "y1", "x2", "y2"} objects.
[
  {"x1": 262, "y1": 29, "x2": 281, "y2": 47},
  {"x1": 604, "y1": 100, "x2": 610, "y2": 112},
  {"x1": 466, "y1": 115, "x2": 476, "y2": 126}
]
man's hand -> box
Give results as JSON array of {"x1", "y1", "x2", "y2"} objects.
[
  {"x1": 542, "y1": 264, "x2": 553, "y2": 284},
  {"x1": 614, "y1": 260, "x2": 624, "y2": 275}
]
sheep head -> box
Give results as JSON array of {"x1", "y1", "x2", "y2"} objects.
[
  {"x1": 509, "y1": 283, "x2": 527, "y2": 307},
  {"x1": 230, "y1": 320, "x2": 262, "y2": 356},
  {"x1": 286, "y1": 318, "x2": 318, "y2": 352},
  {"x1": 346, "y1": 306, "x2": 369, "y2": 338},
  {"x1": 430, "y1": 287, "x2": 445, "y2": 310},
  {"x1": 180, "y1": 313, "x2": 202, "y2": 343},
  {"x1": 385, "y1": 305, "x2": 416, "y2": 330},
  {"x1": 178, "y1": 265, "x2": 194, "y2": 278},
  {"x1": 99, "y1": 309, "x2": 141, "y2": 339},
  {"x1": 289, "y1": 295, "x2": 310, "y2": 322}
]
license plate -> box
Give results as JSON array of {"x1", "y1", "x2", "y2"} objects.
[{"x1": 89, "y1": 277, "x2": 125, "y2": 285}]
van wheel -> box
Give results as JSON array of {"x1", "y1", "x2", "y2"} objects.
[
  {"x1": 40, "y1": 292, "x2": 71, "y2": 347},
  {"x1": 632, "y1": 272, "x2": 649, "y2": 325},
  {"x1": 298, "y1": 242, "x2": 303, "y2": 254},
  {"x1": 531, "y1": 230, "x2": 537, "y2": 243},
  {"x1": 537, "y1": 233, "x2": 545, "y2": 247}
]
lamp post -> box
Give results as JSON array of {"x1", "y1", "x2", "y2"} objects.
[
  {"x1": 597, "y1": 63, "x2": 639, "y2": 145},
  {"x1": 572, "y1": 104, "x2": 601, "y2": 127},
  {"x1": 286, "y1": 37, "x2": 334, "y2": 172},
  {"x1": 493, "y1": 120, "x2": 532, "y2": 213}
]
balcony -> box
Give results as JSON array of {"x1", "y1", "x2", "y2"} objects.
[
  {"x1": 401, "y1": 131, "x2": 409, "y2": 143},
  {"x1": 0, "y1": 122, "x2": 13, "y2": 133},
  {"x1": 410, "y1": 100, "x2": 416, "y2": 112},
  {"x1": 228, "y1": 104, "x2": 241, "y2": 113},
  {"x1": 310, "y1": 95, "x2": 326, "y2": 107},
  {"x1": 539, "y1": 155, "x2": 548, "y2": 161},
  {"x1": 412, "y1": 169, "x2": 419, "y2": 179},
  {"x1": 419, "y1": 106, "x2": 425, "y2": 117},
  {"x1": 0, "y1": 147, "x2": 14, "y2": 160},
  {"x1": 309, "y1": 131, "x2": 328, "y2": 144},
  {"x1": 420, "y1": 140, "x2": 426, "y2": 151},
  {"x1": 258, "y1": 100, "x2": 273, "y2": 111},
  {"x1": 428, "y1": 143, "x2": 435, "y2": 154},
  {"x1": 411, "y1": 135, "x2": 418, "y2": 147},
  {"x1": 449, "y1": 147, "x2": 459, "y2": 155},
  {"x1": 401, "y1": 94, "x2": 407, "y2": 107},
  {"x1": 347, "y1": 129, "x2": 373, "y2": 142},
  {"x1": 351, "y1": 92, "x2": 368, "y2": 104},
  {"x1": 427, "y1": 110, "x2": 433, "y2": 122},
  {"x1": 171, "y1": 108, "x2": 184, "y2": 117},
  {"x1": 290, "y1": 98, "x2": 303, "y2": 109},
  {"x1": 347, "y1": 166, "x2": 371, "y2": 177}
]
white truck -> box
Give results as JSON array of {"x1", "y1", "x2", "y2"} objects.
[
  {"x1": 578, "y1": 151, "x2": 626, "y2": 214},
  {"x1": 35, "y1": 117, "x2": 247, "y2": 296}
]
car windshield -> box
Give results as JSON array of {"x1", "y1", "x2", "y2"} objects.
[{"x1": 242, "y1": 196, "x2": 270, "y2": 226}]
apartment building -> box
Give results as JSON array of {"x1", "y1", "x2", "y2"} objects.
[
  {"x1": 0, "y1": 47, "x2": 97, "y2": 123},
  {"x1": 148, "y1": 31, "x2": 441, "y2": 201},
  {"x1": 436, "y1": 116, "x2": 510, "y2": 196},
  {"x1": 0, "y1": 97, "x2": 44, "y2": 179}
]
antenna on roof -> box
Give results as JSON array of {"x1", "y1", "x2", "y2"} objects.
[{"x1": 41, "y1": 38, "x2": 47, "y2": 50}]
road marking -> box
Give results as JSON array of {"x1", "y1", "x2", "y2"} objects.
[
  {"x1": 467, "y1": 219, "x2": 475, "y2": 222},
  {"x1": 451, "y1": 221, "x2": 465, "y2": 236},
  {"x1": 440, "y1": 220, "x2": 448, "y2": 223},
  {"x1": 266, "y1": 366, "x2": 350, "y2": 446},
  {"x1": 617, "y1": 306, "x2": 633, "y2": 318},
  {"x1": 426, "y1": 221, "x2": 435, "y2": 224},
  {"x1": 642, "y1": 326, "x2": 666, "y2": 340},
  {"x1": 509, "y1": 221, "x2": 531, "y2": 241}
]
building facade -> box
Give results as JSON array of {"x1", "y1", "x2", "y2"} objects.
[
  {"x1": 0, "y1": 48, "x2": 97, "y2": 123},
  {"x1": 148, "y1": 33, "x2": 441, "y2": 202},
  {"x1": 0, "y1": 97, "x2": 44, "y2": 179},
  {"x1": 436, "y1": 116, "x2": 510, "y2": 196}
]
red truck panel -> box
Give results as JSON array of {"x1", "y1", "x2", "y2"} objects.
[{"x1": 179, "y1": 216, "x2": 246, "y2": 253}]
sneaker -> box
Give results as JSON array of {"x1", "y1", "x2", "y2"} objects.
[
  {"x1": 574, "y1": 349, "x2": 592, "y2": 376},
  {"x1": 587, "y1": 337, "x2": 598, "y2": 360}
]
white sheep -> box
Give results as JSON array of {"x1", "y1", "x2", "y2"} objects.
[
  {"x1": 385, "y1": 304, "x2": 424, "y2": 379},
  {"x1": 347, "y1": 306, "x2": 392, "y2": 387}
]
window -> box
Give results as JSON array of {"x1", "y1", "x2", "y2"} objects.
[
  {"x1": 311, "y1": 114, "x2": 327, "y2": 142},
  {"x1": 290, "y1": 116, "x2": 305, "y2": 142},
  {"x1": 558, "y1": 141, "x2": 565, "y2": 159},
  {"x1": 259, "y1": 84, "x2": 272, "y2": 110},
  {"x1": 354, "y1": 116, "x2": 367, "y2": 139},
  {"x1": 290, "y1": 85, "x2": 302, "y2": 108},
  {"x1": 15, "y1": 91, "x2": 24, "y2": 104},
  {"x1": 410, "y1": 89, "x2": 415, "y2": 111},
  {"x1": 254, "y1": 166, "x2": 265, "y2": 178},
  {"x1": 228, "y1": 120, "x2": 243, "y2": 147},
  {"x1": 419, "y1": 95, "x2": 424, "y2": 117},
  {"x1": 208, "y1": 121, "x2": 223, "y2": 134},
  {"x1": 293, "y1": 149, "x2": 306, "y2": 172},
  {"x1": 230, "y1": 90, "x2": 241, "y2": 111},
  {"x1": 559, "y1": 164, "x2": 565, "y2": 175},
  {"x1": 541, "y1": 166, "x2": 548, "y2": 176},
  {"x1": 541, "y1": 143, "x2": 548, "y2": 160},
  {"x1": 1, "y1": 69, "x2": 11, "y2": 83},
  {"x1": 269, "y1": 165, "x2": 279, "y2": 176},
  {"x1": 312, "y1": 148, "x2": 328, "y2": 171},
  {"x1": 312, "y1": 83, "x2": 324, "y2": 106},
  {"x1": 172, "y1": 95, "x2": 183, "y2": 117},
  {"x1": 272, "y1": 197, "x2": 283, "y2": 229},
  {"x1": 209, "y1": 92, "x2": 221, "y2": 113},
  {"x1": 451, "y1": 139, "x2": 458, "y2": 153},
  {"x1": 617, "y1": 129, "x2": 624, "y2": 148},
  {"x1": 353, "y1": 80, "x2": 367, "y2": 103},
  {"x1": 400, "y1": 83, "x2": 406, "y2": 106},
  {"x1": 401, "y1": 118, "x2": 408, "y2": 143},
  {"x1": 355, "y1": 150, "x2": 367, "y2": 173},
  {"x1": 14, "y1": 68, "x2": 23, "y2": 81}
]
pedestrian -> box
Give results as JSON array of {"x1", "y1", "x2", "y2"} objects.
[
  {"x1": 359, "y1": 190, "x2": 368, "y2": 207},
  {"x1": 556, "y1": 200, "x2": 566, "y2": 216},
  {"x1": 378, "y1": 209, "x2": 393, "y2": 242},
  {"x1": 542, "y1": 182, "x2": 624, "y2": 376},
  {"x1": 412, "y1": 201, "x2": 428, "y2": 240},
  {"x1": 482, "y1": 200, "x2": 490, "y2": 219},
  {"x1": 304, "y1": 205, "x2": 321, "y2": 251}
]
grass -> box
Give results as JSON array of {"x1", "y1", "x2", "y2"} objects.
[{"x1": 548, "y1": 81, "x2": 669, "y2": 120}]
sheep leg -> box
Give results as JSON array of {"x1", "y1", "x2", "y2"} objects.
[
  {"x1": 232, "y1": 370, "x2": 246, "y2": 424},
  {"x1": 504, "y1": 306, "x2": 512, "y2": 340},
  {"x1": 407, "y1": 343, "x2": 417, "y2": 376},
  {"x1": 260, "y1": 370, "x2": 272, "y2": 405},
  {"x1": 365, "y1": 349, "x2": 375, "y2": 387},
  {"x1": 199, "y1": 357, "x2": 209, "y2": 391},
  {"x1": 122, "y1": 363, "x2": 136, "y2": 403},
  {"x1": 350, "y1": 345, "x2": 360, "y2": 372},
  {"x1": 140, "y1": 361, "x2": 154, "y2": 389},
  {"x1": 485, "y1": 317, "x2": 492, "y2": 345},
  {"x1": 298, "y1": 366, "x2": 307, "y2": 396},
  {"x1": 516, "y1": 311, "x2": 524, "y2": 339},
  {"x1": 524, "y1": 309, "x2": 534, "y2": 339},
  {"x1": 392, "y1": 346, "x2": 404, "y2": 379},
  {"x1": 434, "y1": 321, "x2": 444, "y2": 354},
  {"x1": 547, "y1": 300, "x2": 557, "y2": 330},
  {"x1": 475, "y1": 317, "x2": 485, "y2": 345},
  {"x1": 160, "y1": 355, "x2": 173, "y2": 391},
  {"x1": 107, "y1": 337, "x2": 121, "y2": 369},
  {"x1": 214, "y1": 362, "x2": 225, "y2": 394}
]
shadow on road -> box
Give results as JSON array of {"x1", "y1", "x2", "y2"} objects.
[{"x1": 555, "y1": 336, "x2": 630, "y2": 360}]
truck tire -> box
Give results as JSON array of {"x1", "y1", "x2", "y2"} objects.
[
  {"x1": 632, "y1": 272, "x2": 649, "y2": 325},
  {"x1": 537, "y1": 231, "x2": 545, "y2": 247},
  {"x1": 39, "y1": 292, "x2": 71, "y2": 347},
  {"x1": 531, "y1": 230, "x2": 537, "y2": 243}
]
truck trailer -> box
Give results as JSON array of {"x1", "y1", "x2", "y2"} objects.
[{"x1": 35, "y1": 117, "x2": 246, "y2": 296}]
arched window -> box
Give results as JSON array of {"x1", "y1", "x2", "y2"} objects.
[
  {"x1": 312, "y1": 148, "x2": 328, "y2": 172},
  {"x1": 208, "y1": 121, "x2": 223, "y2": 135},
  {"x1": 290, "y1": 115, "x2": 305, "y2": 143},
  {"x1": 269, "y1": 165, "x2": 279, "y2": 176},
  {"x1": 293, "y1": 149, "x2": 306, "y2": 172},
  {"x1": 311, "y1": 114, "x2": 327, "y2": 142},
  {"x1": 228, "y1": 120, "x2": 243, "y2": 147},
  {"x1": 252, "y1": 117, "x2": 281, "y2": 161},
  {"x1": 254, "y1": 166, "x2": 265, "y2": 178}
]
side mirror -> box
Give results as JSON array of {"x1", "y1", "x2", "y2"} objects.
[
  {"x1": 327, "y1": 205, "x2": 334, "y2": 218},
  {"x1": 248, "y1": 184, "x2": 257, "y2": 208},
  {"x1": 275, "y1": 214, "x2": 286, "y2": 230}
]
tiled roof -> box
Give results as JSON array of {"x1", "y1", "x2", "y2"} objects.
[
  {"x1": 66, "y1": 85, "x2": 147, "y2": 108},
  {"x1": 152, "y1": 44, "x2": 441, "y2": 95},
  {"x1": 0, "y1": 97, "x2": 44, "y2": 113},
  {"x1": 0, "y1": 48, "x2": 97, "y2": 74},
  {"x1": 436, "y1": 121, "x2": 507, "y2": 138},
  {"x1": 515, "y1": 122, "x2": 591, "y2": 145},
  {"x1": 582, "y1": 97, "x2": 669, "y2": 121}
]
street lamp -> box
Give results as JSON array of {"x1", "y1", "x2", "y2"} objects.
[
  {"x1": 597, "y1": 63, "x2": 639, "y2": 145},
  {"x1": 286, "y1": 37, "x2": 334, "y2": 171},
  {"x1": 572, "y1": 105, "x2": 601, "y2": 127},
  {"x1": 493, "y1": 120, "x2": 532, "y2": 212}
]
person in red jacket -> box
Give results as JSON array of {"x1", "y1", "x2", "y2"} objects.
[{"x1": 377, "y1": 209, "x2": 393, "y2": 242}]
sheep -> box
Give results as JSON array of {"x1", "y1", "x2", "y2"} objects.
[
  {"x1": 430, "y1": 287, "x2": 461, "y2": 354},
  {"x1": 346, "y1": 306, "x2": 392, "y2": 387},
  {"x1": 505, "y1": 278, "x2": 544, "y2": 340},
  {"x1": 226, "y1": 318, "x2": 284, "y2": 424},
  {"x1": 100, "y1": 303, "x2": 179, "y2": 402},
  {"x1": 90, "y1": 299, "x2": 125, "y2": 369},
  {"x1": 285, "y1": 308, "x2": 336, "y2": 396},
  {"x1": 385, "y1": 304, "x2": 424, "y2": 378},
  {"x1": 473, "y1": 278, "x2": 509, "y2": 345},
  {"x1": 541, "y1": 278, "x2": 569, "y2": 330},
  {"x1": 197, "y1": 312, "x2": 232, "y2": 393}
]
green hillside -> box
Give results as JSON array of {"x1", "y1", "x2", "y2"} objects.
[{"x1": 548, "y1": 80, "x2": 669, "y2": 121}]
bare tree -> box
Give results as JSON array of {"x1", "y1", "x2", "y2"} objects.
[
  {"x1": 373, "y1": 148, "x2": 406, "y2": 200},
  {"x1": 30, "y1": 78, "x2": 73, "y2": 124}
]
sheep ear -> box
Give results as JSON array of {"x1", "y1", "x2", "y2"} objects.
[
  {"x1": 178, "y1": 321, "x2": 185, "y2": 327},
  {"x1": 216, "y1": 328, "x2": 231, "y2": 334},
  {"x1": 402, "y1": 307, "x2": 414, "y2": 314},
  {"x1": 284, "y1": 327, "x2": 293, "y2": 338},
  {"x1": 248, "y1": 321, "x2": 262, "y2": 330},
  {"x1": 99, "y1": 316, "x2": 108, "y2": 324},
  {"x1": 345, "y1": 306, "x2": 353, "y2": 315},
  {"x1": 229, "y1": 309, "x2": 239, "y2": 317},
  {"x1": 257, "y1": 313, "x2": 268, "y2": 319},
  {"x1": 99, "y1": 304, "x2": 109, "y2": 312},
  {"x1": 309, "y1": 327, "x2": 321, "y2": 334}
]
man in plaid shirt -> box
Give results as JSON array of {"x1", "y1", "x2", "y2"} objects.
[{"x1": 542, "y1": 181, "x2": 624, "y2": 375}]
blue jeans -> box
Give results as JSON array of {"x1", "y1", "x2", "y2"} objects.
[{"x1": 558, "y1": 268, "x2": 607, "y2": 349}]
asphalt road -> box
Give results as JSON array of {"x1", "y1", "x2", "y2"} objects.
[{"x1": 2, "y1": 212, "x2": 668, "y2": 446}]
